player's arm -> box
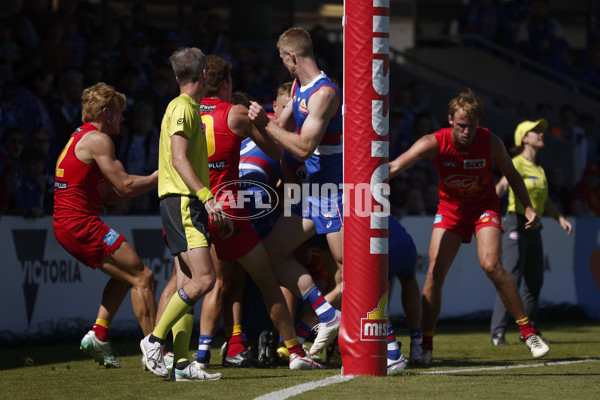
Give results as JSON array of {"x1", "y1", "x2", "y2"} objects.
[
  {"x1": 544, "y1": 197, "x2": 572, "y2": 235},
  {"x1": 85, "y1": 132, "x2": 158, "y2": 205},
  {"x1": 249, "y1": 86, "x2": 339, "y2": 160},
  {"x1": 491, "y1": 134, "x2": 540, "y2": 229},
  {"x1": 389, "y1": 134, "x2": 437, "y2": 179},
  {"x1": 277, "y1": 97, "x2": 296, "y2": 131},
  {"x1": 496, "y1": 175, "x2": 509, "y2": 198},
  {"x1": 229, "y1": 104, "x2": 283, "y2": 160}
]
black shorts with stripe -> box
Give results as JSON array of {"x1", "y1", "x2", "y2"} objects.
[{"x1": 160, "y1": 195, "x2": 210, "y2": 255}]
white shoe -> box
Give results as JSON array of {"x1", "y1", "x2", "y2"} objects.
[
  {"x1": 526, "y1": 334, "x2": 550, "y2": 358},
  {"x1": 289, "y1": 352, "x2": 323, "y2": 370},
  {"x1": 422, "y1": 348, "x2": 432, "y2": 365},
  {"x1": 80, "y1": 330, "x2": 121, "y2": 368},
  {"x1": 409, "y1": 342, "x2": 423, "y2": 364},
  {"x1": 171, "y1": 360, "x2": 222, "y2": 381},
  {"x1": 308, "y1": 310, "x2": 341, "y2": 357},
  {"x1": 164, "y1": 352, "x2": 174, "y2": 370},
  {"x1": 387, "y1": 354, "x2": 408, "y2": 375},
  {"x1": 140, "y1": 334, "x2": 168, "y2": 377}
]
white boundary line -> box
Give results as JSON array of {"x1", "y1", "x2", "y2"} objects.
[
  {"x1": 253, "y1": 374, "x2": 355, "y2": 400},
  {"x1": 254, "y1": 358, "x2": 600, "y2": 399},
  {"x1": 407, "y1": 358, "x2": 600, "y2": 375}
]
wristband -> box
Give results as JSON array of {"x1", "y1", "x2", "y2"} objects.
[{"x1": 196, "y1": 187, "x2": 214, "y2": 204}]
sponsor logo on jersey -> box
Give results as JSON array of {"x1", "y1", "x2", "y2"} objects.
[
  {"x1": 298, "y1": 99, "x2": 308, "y2": 114},
  {"x1": 208, "y1": 160, "x2": 226, "y2": 170},
  {"x1": 177, "y1": 118, "x2": 184, "y2": 125},
  {"x1": 444, "y1": 174, "x2": 479, "y2": 190},
  {"x1": 200, "y1": 104, "x2": 217, "y2": 112},
  {"x1": 464, "y1": 159, "x2": 486, "y2": 169},
  {"x1": 443, "y1": 161, "x2": 457, "y2": 168},
  {"x1": 54, "y1": 181, "x2": 68, "y2": 190},
  {"x1": 360, "y1": 293, "x2": 388, "y2": 341}
]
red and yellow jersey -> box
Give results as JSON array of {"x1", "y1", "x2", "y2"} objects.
[
  {"x1": 53, "y1": 123, "x2": 104, "y2": 223},
  {"x1": 200, "y1": 97, "x2": 243, "y2": 205},
  {"x1": 432, "y1": 126, "x2": 497, "y2": 214}
]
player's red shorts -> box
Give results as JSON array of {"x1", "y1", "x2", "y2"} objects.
[
  {"x1": 53, "y1": 216, "x2": 126, "y2": 269},
  {"x1": 210, "y1": 206, "x2": 260, "y2": 261},
  {"x1": 433, "y1": 199, "x2": 503, "y2": 243}
]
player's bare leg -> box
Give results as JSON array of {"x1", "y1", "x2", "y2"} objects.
[
  {"x1": 420, "y1": 228, "x2": 462, "y2": 363},
  {"x1": 100, "y1": 241, "x2": 157, "y2": 335}
]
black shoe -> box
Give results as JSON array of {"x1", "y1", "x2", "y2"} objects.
[
  {"x1": 491, "y1": 333, "x2": 508, "y2": 346},
  {"x1": 257, "y1": 330, "x2": 277, "y2": 367},
  {"x1": 223, "y1": 349, "x2": 258, "y2": 368}
]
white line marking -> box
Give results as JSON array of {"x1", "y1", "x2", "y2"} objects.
[
  {"x1": 411, "y1": 358, "x2": 600, "y2": 375},
  {"x1": 254, "y1": 374, "x2": 355, "y2": 400}
]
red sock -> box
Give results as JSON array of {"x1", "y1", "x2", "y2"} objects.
[
  {"x1": 517, "y1": 317, "x2": 536, "y2": 340},
  {"x1": 226, "y1": 333, "x2": 245, "y2": 357},
  {"x1": 92, "y1": 324, "x2": 109, "y2": 342},
  {"x1": 422, "y1": 334, "x2": 434, "y2": 350},
  {"x1": 287, "y1": 343, "x2": 304, "y2": 357}
]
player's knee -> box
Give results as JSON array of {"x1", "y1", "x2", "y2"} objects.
[
  {"x1": 138, "y1": 266, "x2": 155, "y2": 289},
  {"x1": 482, "y1": 260, "x2": 503, "y2": 281}
]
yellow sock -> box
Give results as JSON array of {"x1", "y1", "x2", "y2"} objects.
[
  {"x1": 516, "y1": 316, "x2": 530, "y2": 325},
  {"x1": 232, "y1": 325, "x2": 243, "y2": 336},
  {"x1": 172, "y1": 310, "x2": 194, "y2": 364},
  {"x1": 94, "y1": 318, "x2": 110, "y2": 329},
  {"x1": 283, "y1": 338, "x2": 298, "y2": 348},
  {"x1": 153, "y1": 292, "x2": 193, "y2": 340}
]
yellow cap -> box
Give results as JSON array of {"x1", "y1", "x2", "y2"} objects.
[{"x1": 514, "y1": 119, "x2": 548, "y2": 147}]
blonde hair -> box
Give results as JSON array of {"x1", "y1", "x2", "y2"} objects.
[
  {"x1": 448, "y1": 88, "x2": 484, "y2": 121},
  {"x1": 277, "y1": 81, "x2": 293, "y2": 98},
  {"x1": 277, "y1": 27, "x2": 313, "y2": 57},
  {"x1": 81, "y1": 82, "x2": 126, "y2": 123}
]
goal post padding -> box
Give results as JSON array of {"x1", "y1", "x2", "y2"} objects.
[{"x1": 339, "y1": 0, "x2": 390, "y2": 376}]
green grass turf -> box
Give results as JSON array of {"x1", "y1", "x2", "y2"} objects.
[{"x1": 1, "y1": 322, "x2": 599, "y2": 400}]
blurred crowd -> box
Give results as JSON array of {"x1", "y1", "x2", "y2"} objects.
[
  {"x1": 0, "y1": 0, "x2": 599, "y2": 220},
  {"x1": 454, "y1": 0, "x2": 600, "y2": 92}
]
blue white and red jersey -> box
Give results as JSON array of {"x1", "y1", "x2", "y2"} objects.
[
  {"x1": 239, "y1": 138, "x2": 281, "y2": 188},
  {"x1": 292, "y1": 72, "x2": 342, "y2": 185}
]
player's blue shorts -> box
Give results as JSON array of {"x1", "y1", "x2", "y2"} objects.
[
  {"x1": 388, "y1": 215, "x2": 417, "y2": 280},
  {"x1": 291, "y1": 183, "x2": 343, "y2": 235}
]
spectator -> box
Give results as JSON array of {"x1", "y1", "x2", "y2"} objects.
[
  {"x1": 556, "y1": 104, "x2": 586, "y2": 180},
  {"x1": 0, "y1": 143, "x2": 9, "y2": 218},
  {"x1": 109, "y1": 101, "x2": 159, "y2": 216},
  {"x1": 1, "y1": 125, "x2": 26, "y2": 207},
  {"x1": 458, "y1": 0, "x2": 512, "y2": 48},
  {"x1": 47, "y1": 67, "x2": 83, "y2": 149},
  {"x1": 516, "y1": 0, "x2": 572, "y2": 75},
  {"x1": 546, "y1": 166, "x2": 570, "y2": 214},
  {"x1": 138, "y1": 66, "x2": 176, "y2": 123},
  {"x1": 9, "y1": 146, "x2": 52, "y2": 218},
  {"x1": 579, "y1": 38, "x2": 600, "y2": 94},
  {"x1": 29, "y1": 127, "x2": 52, "y2": 172},
  {"x1": 37, "y1": 14, "x2": 74, "y2": 75},
  {"x1": 125, "y1": 33, "x2": 155, "y2": 92},
  {"x1": 570, "y1": 163, "x2": 600, "y2": 217},
  {"x1": 7, "y1": 67, "x2": 56, "y2": 154},
  {"x1": 82, "y1": 56, "x2": 108, "y2": 87}
]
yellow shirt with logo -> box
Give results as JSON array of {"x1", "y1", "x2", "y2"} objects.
[
  {"x1": 507, "y1": 154, "x2": 548, "y2": 216},
  {"x1": 158, "y1": 93, "x2": 209, "y2": 198}
]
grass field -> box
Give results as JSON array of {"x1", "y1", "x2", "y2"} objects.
[{"x1": 1, "y1": 322, "x2": 599, "y2": 400}]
